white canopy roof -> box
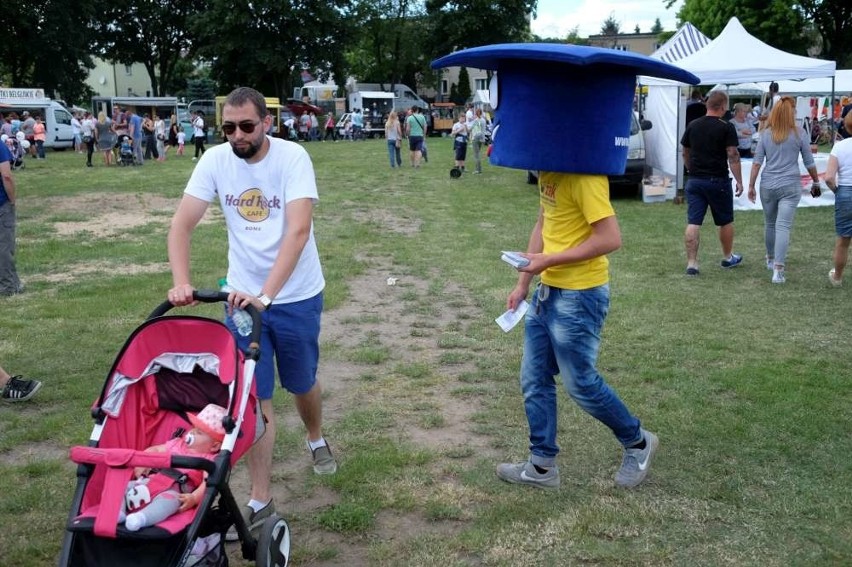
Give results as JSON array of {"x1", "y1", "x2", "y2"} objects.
[{"x1": 672, "y1": 17, "x2": 834, "y2": 84}]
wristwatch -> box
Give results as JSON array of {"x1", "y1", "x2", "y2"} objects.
[{"x1": 257, "y1": 294, "x2": 272, "y2": 309}]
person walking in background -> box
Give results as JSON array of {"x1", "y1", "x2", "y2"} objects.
[
  {"x1": 0, "y1": 139, "x2": 23, "y2": 295},
  {"x1": 165, "y1": 114, "x2": 179, "y2": 159},
  {"x1": 450, "y1": 113, "x2": 469, "y2": 172},
  {"x1": 33, "y1": 115, "x2": 46, "y2": 159},
  {"x1": 167, "y1": 86, "x2": 337, "y2": 540},
  {"x1": 384, "y1": 111, "x2": 402, "y2": 168},
  {"x1": 685, "y1": 89, "x2": 706, "y2": 127},
  {"x1": 95, "y1": 111, "x2": 115, "y2": 166},
  {"x1": 823, "y1": 125, "x2": 852, "y2": 287},
  {"x1": 747, "y1": 96, "x2": 820, "y2": 284},
  {"x1": 681, "y1": 90, "x2": 745, "y2": 276},
  {"x1": 192, "y1": 111, "x2": 206, "y2": 160},
  {"x1": 323, "y1": 114, "x2": 336, "y2": 142},
  {"x1": 128, "y1": 110, "x2": 144, "y2": 165},
  {"x1": 142, "y1": 113, "x2": 158, "y2": 161},
  {"x1": 732, "y1": 103, "x2": 754, "y2": 158},
  {"x1": 468, "y1": 107, "x2": 487, "y2": 174},
  {"x1": 154, "y1": 113, "x2": 166, "y2": 161},
  {"x1": 81, "y1": 111, "x2": 96, "y2": 167},
  {"x1": 21, "y1": 112, "x2": 35, "y2": 158},
  {"x1": 1, "y1": 365, "x2": 42, "y2": 402},
  {"x1": 405, "y1": 106, "x2": 427, "y2": 168},
  {"x1": 71, "y1": 112, "x2": 83, "y2": 153}
]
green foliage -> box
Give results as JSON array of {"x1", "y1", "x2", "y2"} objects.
[
  {"x1": 195, "y1": 0, "x2": 353, "y2": 102},
  {"x1": 651, "y1": 17, "x2": 664, "y2": 34},
  {"x1": 0, "y1": 0, "x2": 97, "y2": 104},
  {"x1": 677, "y1": 0, "x2": 810, "y2": 55},
  {"x1": 186, "y1": 78, "x2": 217, "y2": 102},
  {"x1": 424, "y1": 0, "x2": 536, "y2": 59},
  {"x1": 600, "y1": 13, "x2": 621, "y2": 35},
  {"x1": 798, "y1": 0, "x2": 852, "y2": 67},
  {"x1": 90, "y1": 0, "x2": 203, "y2": 96},
  {"x1": 456, "y1": 67, "x2": 471, "y2": 103}
]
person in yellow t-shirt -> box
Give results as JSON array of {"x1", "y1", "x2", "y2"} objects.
[
  {"x1": 500, "y1": 171, "x2": 657, "y2": 490},
  {"x1": 429, "y1": 43, "x2": 697, "y2": 492}
]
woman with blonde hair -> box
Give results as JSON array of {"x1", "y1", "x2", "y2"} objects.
[
  {"x1": 94, "y1": 111, "x2": 116, "y2": 166},
  {"x1": 384, "y1": 110, "x2": 402, "y2": 168},
  {"x1": 747, "y1": 96, "x2": 821, "y2": 283}
]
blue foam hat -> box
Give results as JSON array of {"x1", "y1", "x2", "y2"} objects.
[{"x1": 431, "y1": 44, "x2": 699, "y2": 174}]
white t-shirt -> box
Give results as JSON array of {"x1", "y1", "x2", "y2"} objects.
[
  {"x1": 193, "y1": 116, "x2": 206, "y2": 137},
  {"x1": 184, "y1": 137, "x2": 325, "y2": 303},
  {"x1": 830, "y1": 137, "x2": 852, "y2": 186}
]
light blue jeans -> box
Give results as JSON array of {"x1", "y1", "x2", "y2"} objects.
[
  {"x1": 520, "y1": 283, "x2": 641, "y2": 468},
  {"x1": 760, "y1": 183, "x2": 801, "y2": 266},
  {"x1": 386, "y1": 139, "x2": 401, "y2": 167}
]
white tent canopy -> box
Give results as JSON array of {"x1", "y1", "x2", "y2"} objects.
[
  {"x1": 643, "y1": 17, "x2": 836, "y2": 180},
  {"x1": 671, "y1": 17, "x2": 834, "y2": 84}
]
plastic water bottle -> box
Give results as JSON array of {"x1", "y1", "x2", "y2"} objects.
[{"x1": 218, "y1": 278, "x2": 253, "y2": 337}]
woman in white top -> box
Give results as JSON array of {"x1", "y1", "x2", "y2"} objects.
[
  {"x1": 384, "y1": 111, "x2": 402, "y2": 168},
  {"x1": 154, "y1": 114, "x2": 166, "y2": 161},
  {"x1": 824, "y1": 112, "x2": 852, "y2": 286}
]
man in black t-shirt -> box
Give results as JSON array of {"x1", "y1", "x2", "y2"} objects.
[
  {"x1": 684, "y1": 89, "x2": 706, "y2": 126},
  {"x1": 680, "y1": 90, "x2": 745, "y2": 276}
]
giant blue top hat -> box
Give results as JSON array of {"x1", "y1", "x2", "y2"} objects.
[{"x1": 431, "y1": 44, "x2": 699, "y2": 174}]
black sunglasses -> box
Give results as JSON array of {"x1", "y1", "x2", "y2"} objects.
[{"x1": 222, "y1": 120, "x2": 261, "y2": 135}]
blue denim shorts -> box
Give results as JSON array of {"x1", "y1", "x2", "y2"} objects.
[
  {"x1": 835, "y1": 185, "x2": 852, "y2": 237},
  {"x1": 686, "y1": 176, "x2": 734, "y2": 226},
  {"x1": 226, "y1": 292, "x2": 322, "y2": 399}
]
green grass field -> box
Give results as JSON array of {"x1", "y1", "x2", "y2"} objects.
[{"x1": 0, "y1": 139, "x2": 849, "y2": 566}]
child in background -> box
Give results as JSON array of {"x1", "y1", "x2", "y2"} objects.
[{"x1": 177, "y1": 130, "x2": 186, "y2": 156}]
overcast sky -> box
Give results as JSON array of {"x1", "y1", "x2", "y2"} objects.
[{"x1": 530, "y1": 0, "x2": 683, "y2": 38}]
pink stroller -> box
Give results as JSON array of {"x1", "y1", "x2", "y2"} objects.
[{"x1": 59, "y1": 291, "x2": 291, "y2": 567}]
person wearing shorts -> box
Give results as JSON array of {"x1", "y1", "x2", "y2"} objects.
[
  {"x1": 680, "y1": 90, "x2": 745, "y2": 276},
  {"x1": 406, "y1": 106, "x2": 427, "y2": 168},
  {"x1": 167, "y1": 86, "x2": 337, "y2": 539},
  {"x1": 824, "y1": 130, "x2": 852, "y2": 286}
]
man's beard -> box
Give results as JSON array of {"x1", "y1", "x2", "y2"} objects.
[{"x1": 230, "y1": 137, "x2": 261, "y2": 159}]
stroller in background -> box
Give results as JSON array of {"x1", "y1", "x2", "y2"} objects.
[
  {"x1": 118, "y1": 134, "x2": 136, "y2": 166},
  {"x1": 60, "y1": 291, "x2": 291, "y2": 567},
  {"x1": 3, "y1": 135, "x2": 25, "y2": 170}
]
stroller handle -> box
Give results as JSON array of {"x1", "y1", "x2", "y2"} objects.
[{"x1": 148, "y1": 290, "x2": 263, "y2": 346}]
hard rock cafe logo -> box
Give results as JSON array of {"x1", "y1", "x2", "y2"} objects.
[{"x1": 225, "y1": 188, "x2": 281, "y2": 222}]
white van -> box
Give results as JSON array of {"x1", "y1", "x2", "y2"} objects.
[{"x1": 0, "y1": 88, "x2": 75, "y2": 149}]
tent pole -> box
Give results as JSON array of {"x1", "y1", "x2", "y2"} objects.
[{"x1": 830, "y1": 76, "x2": 836, "y2": 148}]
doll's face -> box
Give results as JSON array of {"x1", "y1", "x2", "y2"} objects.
[{"x1": 184, "y1": 427, "x2": 221, "y2": 453}]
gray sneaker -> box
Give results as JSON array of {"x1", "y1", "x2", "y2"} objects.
[
  {"x1": 307, "y1": 440, "x2": 338, "y2": 475},
  {"x1": 496, "y1": 460, "x2": 560, "y2": 490},
  {"x1": 225, "y1": 499, "x2": 275, "y2": 542},
  {"x1": 615, "y1": 430, "x2": 659, "y2": 488}
]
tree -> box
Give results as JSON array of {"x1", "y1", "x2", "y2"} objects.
[
  {"x1": 634, "y1": 24, "x2": 641, "y2": 33},
  {"x1": 90, "y1": 0, "x2": 204, "y2": 97},
  {"x1": 599, "y1": 13, "x2": 621, "y2": 48},
  {"x1": 196, "y1": 0, "x2": 353, "y2": 102},
  {"x1": 344, "y1": 0, "x2": 431, "y2": 92},
  {"x1": 565, "y1": 26, "x2": 590, "y2": 45},
  {"x1": 674, "y1": 0, "x2": 809, "y2": 56},
  {"x1": 424, "y1": 0, "x2": 537, "y2": 59},
  {"x1": 651, "y1": 17, "x2": 664, "y2": 34},
  {"x1": 797, "y1": 0, "x2": 852, "y2": 67},
  {"x1": 457, "y1": 66, "x2": 472, "y2": 103},
  {"x1": 1, "y1": 0, "x2": 98, "y2": 104}
]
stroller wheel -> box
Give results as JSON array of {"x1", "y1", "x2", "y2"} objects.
[{"x1": 256, "y1": 514, "x2": 290, "y2": 567}]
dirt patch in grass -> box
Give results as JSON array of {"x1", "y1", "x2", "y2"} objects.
[
  {"x1": 27, "y1": 261, "x2": 170, "y2": 284},
  {"x1": 225, "y1": 257, "x2": 499, "y2": 565},
  {"x1": 40, "y1": 192, "x2": 220, "y2": 238}
]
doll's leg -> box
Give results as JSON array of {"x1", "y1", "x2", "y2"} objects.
[{"x1": 125, "y1": 489, "x2": 181, "y2": 531}]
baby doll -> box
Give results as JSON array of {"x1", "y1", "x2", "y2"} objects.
[{"x1": 119, "y1": 403, "x2": 226, "y2": 531}]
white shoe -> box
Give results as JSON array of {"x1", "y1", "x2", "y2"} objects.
[
  {"x1": 829, "y1": 269, "x2": 842, "y2": 287},
  {"x1": 771, "y1": 269, "x2": 785, "y2": 284},
  {"x1": 192, "y1": 157, "x2": 197, "y2": 161}
]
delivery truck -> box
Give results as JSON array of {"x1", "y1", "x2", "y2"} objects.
[{"x1": 0, "y1": 88, "x2": 75, "y2": 149}]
